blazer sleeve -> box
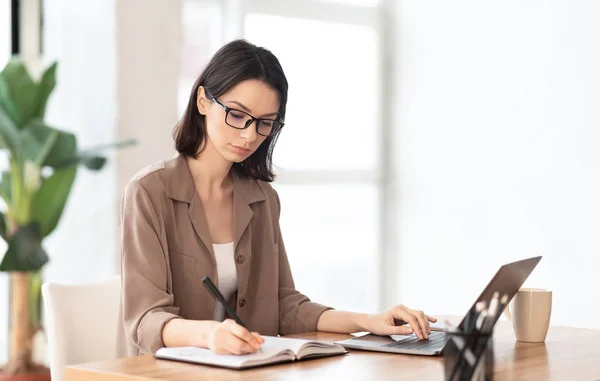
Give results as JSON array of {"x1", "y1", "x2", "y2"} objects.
[
  {"x1": 273, "y1": 189, "x2": 333, "y2": 335},
  {"x1": 120, "y1": 179, "x2": 180, "y2": 354}
]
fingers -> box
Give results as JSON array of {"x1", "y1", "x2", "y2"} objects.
[
  {"x1": 223, "y1": 332, "x2": 256, "y2": 355},
  {"x1": 427, "y1": 315, "x2": 438, "y2": 323},
  {"x1": 413, "y1": 310, "x2": 429, "y2": 339},
  {"x1": 209, "y1": 320, "x2": 265, "y2": 355},
  {"x1": 231, "y1": 326, "x2": 261, "y2": 350},
  {"x1": 225, "y1": 320, "x2": 262, "y2": 350},
  {"x1": 209, "y1": 332, "x2": 249, "y2": 355},
  {"x1": 392, "y1": 325, "x2": 414, "y2": 335},
  {"x1": 251, "y1": 331, "x2": 265, "y2": 344},
  {"x1": 392, "y1": 308, "x2": 431, "y2": 340},
  {"x1": 397, "y1": 312, "x2": 423, "y2": 340}
]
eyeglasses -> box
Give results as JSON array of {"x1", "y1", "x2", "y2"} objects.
[{"x1": 207, "y1": 92, "x2": 284, "y2": 137}]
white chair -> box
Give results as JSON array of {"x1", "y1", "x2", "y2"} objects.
[{"x1": 42, "y1": 275, "x2": 121, "y2": 381}]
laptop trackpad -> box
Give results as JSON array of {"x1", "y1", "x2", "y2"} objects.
[{"x1": 350, "y1": 333, "x2": 407, "y2": 344}]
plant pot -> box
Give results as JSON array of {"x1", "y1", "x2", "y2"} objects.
[{"x1": 0, "y1": 366, "x2": 50, "y2": 381}]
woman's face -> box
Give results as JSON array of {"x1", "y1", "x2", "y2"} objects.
[{"x1": 197, "y1": 79, "x2": 280, "y2": 163}]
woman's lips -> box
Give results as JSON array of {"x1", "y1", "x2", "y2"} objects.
[{"x1": 231, "y1": 144, "x2": 252, "y2": 154}]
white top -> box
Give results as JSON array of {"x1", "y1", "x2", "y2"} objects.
[{"x1": 211, "y1": 242, "x2": 238, "y2": 322}]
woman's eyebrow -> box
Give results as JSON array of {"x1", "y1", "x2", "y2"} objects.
[{"x1": 227, "y1": 100, "x2": 278, "y2": 118}]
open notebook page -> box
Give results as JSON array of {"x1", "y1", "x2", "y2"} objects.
[
  {"x1": 155, "y1": 336, "x2": 345, "y2": 369},
  {"x1": 261, "y1": 336, "x2": 347, "y2": 358},
  {"x1": 155, "y1": 336, "x2": 310, "y2": 369}
]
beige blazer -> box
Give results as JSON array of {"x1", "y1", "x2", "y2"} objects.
[{"x1": 116, "y1": 154, "x2": 331, "y2": 357}]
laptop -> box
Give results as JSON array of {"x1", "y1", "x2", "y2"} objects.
[{"x1": 334, "y1": 256, "x2": 542, "y2": 356}]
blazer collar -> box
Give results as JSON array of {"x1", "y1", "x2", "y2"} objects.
[
  {"x1": 163, "y1": 153, "x2": 266, "y2": 263},
  {"x1": 163, "y1": 153, "x2": 195, "y2": 203},
  {"x1": 163, "y1": 153, "x2": 266, "y2": 205}
]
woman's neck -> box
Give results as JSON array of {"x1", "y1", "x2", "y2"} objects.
[{"x1": 186, "y1": 142, "x2": 233, "y2": 197}]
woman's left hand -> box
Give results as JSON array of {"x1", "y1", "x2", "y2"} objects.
[{"x1": 363, "y1": 305, "x2": 437, "y2": 340}]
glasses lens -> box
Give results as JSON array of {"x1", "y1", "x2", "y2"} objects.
[
  {"x1": 225, "y1": 109, "x2": 282, "y2": 136},
  {"x1": 226, "y1": 110, "x2": 252, "y2": 129},
  {"x1": 257, "y1": 120, "x2": 282, "y2": 136}
]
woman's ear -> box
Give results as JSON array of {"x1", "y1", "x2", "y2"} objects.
[{"x1": 196, "y1": 86, "x2": 209, "y2": 115}]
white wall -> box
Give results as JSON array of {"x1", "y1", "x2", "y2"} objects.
[
  {"x1": 393, "y1": 0, "x2": 600, "y2": 329},
  {"x1": 115, "y1": 0, "x2": 181, "y2": 194},
  {"x1": 115, "y1": 0, "x2": 182, "y2": 270}
]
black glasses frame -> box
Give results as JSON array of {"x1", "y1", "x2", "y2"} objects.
[{"x1": 207, "y1": 92, "x2": 284, "y2": 137}]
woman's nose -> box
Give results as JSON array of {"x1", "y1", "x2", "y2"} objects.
[{"x1": 240, "y1": 121, "x2": 259, "y2": 143}]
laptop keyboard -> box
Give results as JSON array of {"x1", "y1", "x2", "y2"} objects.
[{"x1": 383, "y1": 331, "x2": 448, "y2": 351}]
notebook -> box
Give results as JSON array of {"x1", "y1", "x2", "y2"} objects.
[{"x1": 154, "y1": 336, "x2": 348, "y2": 370}]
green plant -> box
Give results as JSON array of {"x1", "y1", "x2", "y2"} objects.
[{"x1": 0, "y1": 57, "x2": 135, "y2": 374}]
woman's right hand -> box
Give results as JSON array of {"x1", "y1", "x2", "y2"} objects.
[{"x1": 206, "y1": 319, "x2": 264, "y2": 355}]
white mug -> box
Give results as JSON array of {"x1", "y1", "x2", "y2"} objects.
[{"x1": 503, "y1": 288, "x2": 552, "y2": 343}]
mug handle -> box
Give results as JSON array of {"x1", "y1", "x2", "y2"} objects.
[{"x1": 503, "y1": 303, "x2": 513, "y2": 323}]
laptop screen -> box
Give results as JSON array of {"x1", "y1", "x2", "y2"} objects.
[{"x1": 457, "y1": 256, "x2": 542, "y2": 330}]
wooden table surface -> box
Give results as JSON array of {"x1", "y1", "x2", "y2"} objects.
[{"x1": 65, "y1": 321, "x2": 600, "y2": 380}]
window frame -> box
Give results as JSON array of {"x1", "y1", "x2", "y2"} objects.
[{"x1": 239, "y1": 0, "x2": 394, "y2": 311}]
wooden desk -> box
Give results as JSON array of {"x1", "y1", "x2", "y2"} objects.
[{"x1": 65, "y1": 321, "x2": 600, "y2": 380}]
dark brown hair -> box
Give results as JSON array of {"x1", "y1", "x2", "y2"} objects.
[{"x1": 173, "y1": 39, "x2": 288, "y2": 182}]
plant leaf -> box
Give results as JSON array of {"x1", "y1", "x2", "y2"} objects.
[
  {"x1": 1, "y1": 58, "x2": 38, "y2": 127},
  {"x1": 0, "y1": 171, "x2": 11, "y2": 205},
  {"x1": 43, "y1": 129, "x2": 77, "y2": 169},
  {"x1": 81, "y1": 156, "x2": 106, "y2": 170},
  {"x1": 31, "y1": 165, "x2": 77, "y2": 237},
  {"x1": 19, "y1": 119, "x2": 60, "y2": 166},
  {"x1": 79, "y1": 139, "x2": 137, "y2": 154},
  {"x1": 0, "y1": 223, "x2": 49, "y2": 272},
  {"x1": 0, "y1": 102, "x2": 20, "y2": 151},
  {"x1": 0, "y1": 212, "x2": 6, "y2": 241},
  {"x1": 34, "y1": 62, "x2": 57, "y2": 120},
  {"x1": 55, "y1": 139, "x2": 137, "y2": 170},
  {"x1": 0, "y1": 75, "x2": 19, "y2": 125}
]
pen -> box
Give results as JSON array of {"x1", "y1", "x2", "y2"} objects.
[
  {"x1": 453, "y1": 301, "x2": 487, "y2": 380},
  {"x1": 496, "y1": 293, "x2": 509, "y2": 325},
  {"x1": 482, "y1": 292, "x2": 499, "y2": 333},
  {"x1": 465, "y1": 310, "x2": 490, "y2": 381},
  {"x1": 202, "y1": 276, "x2": 247, "y2": 329},
  {"x1": 468, "y1": 301, "x2": 486, "y2": 333},
  {"x1": 202, "y1": 276, "x2": 263, "y2": 354},
  {"x1": 445, "y1": 320, "x2": 476, "y2": 367},
  {"x1": 475, "y1": 310, "x2": 487, "y2": 332}
]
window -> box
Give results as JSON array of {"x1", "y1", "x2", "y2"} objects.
[
  {"x1": 244, "y1": 14, "x2": 379, "y2": 171},
  {"x1": 275, "y1": 184, "x2": 380, "y2": 311},
  {"x1": 243, "y1": 0, "x2": 383, "y2": 313}
]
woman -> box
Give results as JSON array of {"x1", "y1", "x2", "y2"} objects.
[{"x1": 117, "y1": 39, "x2": 436, "y2": 357}]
